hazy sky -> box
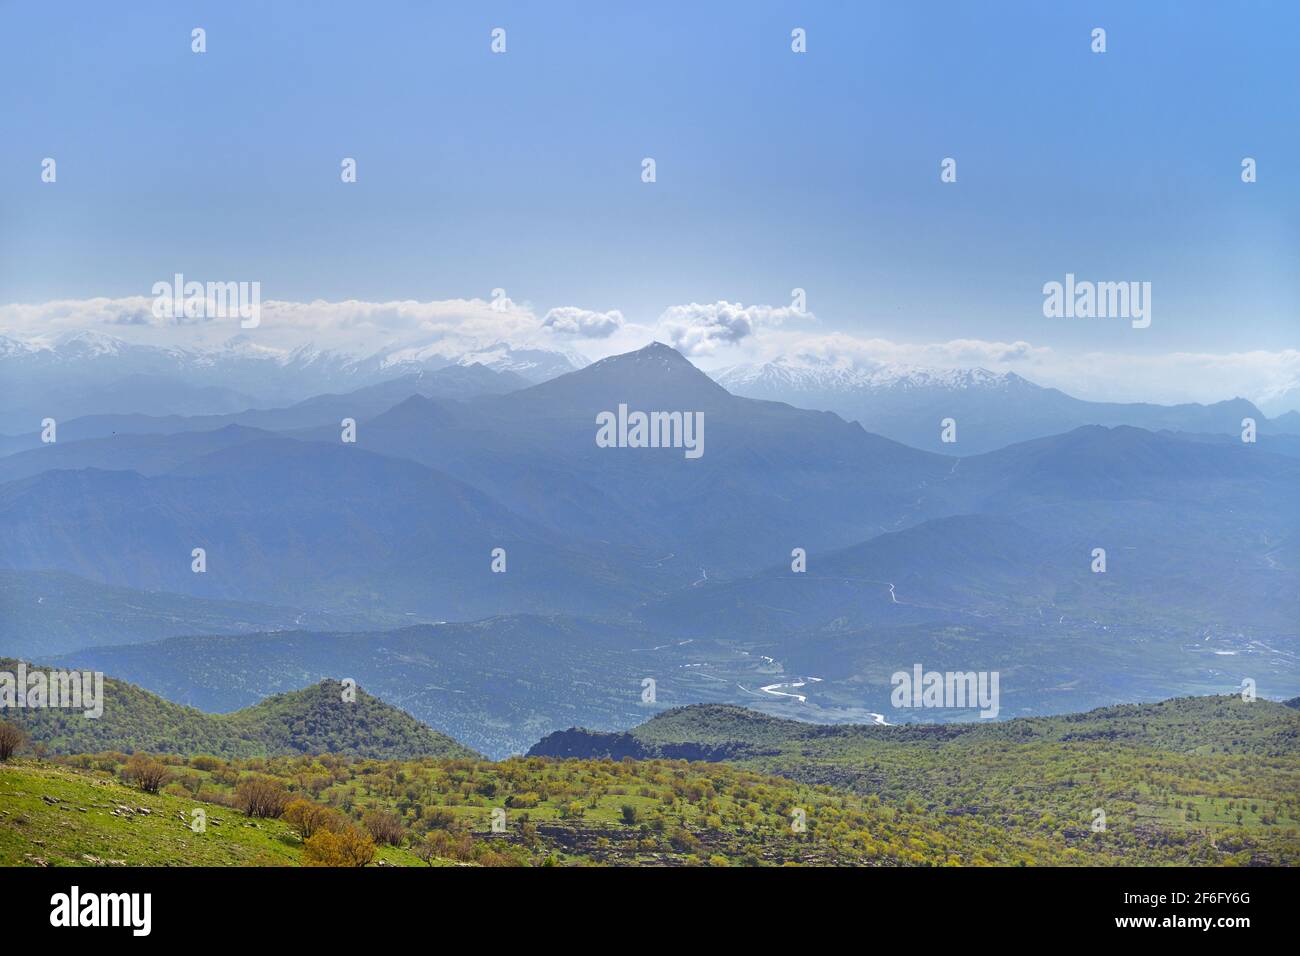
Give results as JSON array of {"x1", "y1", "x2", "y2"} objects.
[{"x1": 1, "y1": 2, "x2": 1296, "y2": 407}]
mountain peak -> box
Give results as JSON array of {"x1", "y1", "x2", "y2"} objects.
[{"x1": 513, "y1": 342, "x2": 733, "y2": 415}]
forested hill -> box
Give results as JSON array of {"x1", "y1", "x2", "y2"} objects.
[{"x1": 0, "y1": 661, "x2": 477, "y2": 760}]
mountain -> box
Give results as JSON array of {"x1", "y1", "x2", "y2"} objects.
[
  {"x1": 644, "y1": 425, "x2": 1300, "y2": 636},
  {"x1": 48, "y1": 617, "x2": 685, "y2": 759},
  {"x1": 0, "y1": 424, "x2": 277, "y2": 484},
  {"x1": 715, "y1": 355, "x2": 1272, "y2": 454},
  {"x1": 0, "y1": 363, "x2": 531, "y2": 456},
  {"x1": 5, "y1": 342, "x2": 1299, "y2": 750},
  {"x1": 0, "y1": 331, "x2": 581, "y2": 432},
  {"x1": 0, "y1": 570, "x2": 409, "y2": 658},
  {"x1": 1271, "y1": 410, "x2": 1300, "y2": 434},
  {"x1": 0, "y1": 436, "x2": 648, "y2": 618},
  {"x1": 0, "y1": 662, "x2": 477, "y2": 759},
  {"x1": 531, "y1": 695, "x2": 1300, "y2": 761},
  {"x1": 340, "y1": 343, "x2": 961, "y2": 577},
  {"x1": 642, "y1": 514, "x2": 1075, "y2": 637}
]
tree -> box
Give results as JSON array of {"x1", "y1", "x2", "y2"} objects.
[
  {"x1": 414, "y1": 836, "x2": 439, "y2": 866},
  {"x1": 123, "y1": 753, "x2": 170, "y2": 794},
  {"x1": 0, "y1": 721, "x2": 25, "y2": 762}
]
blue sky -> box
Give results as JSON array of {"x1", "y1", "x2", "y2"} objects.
[{"x1": 1, "y1": 1, "x2": 1297, "y2": 405}]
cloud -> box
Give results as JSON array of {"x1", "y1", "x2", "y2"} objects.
[
  {"x1": 541, "y1": 306, "x2": 625, "y2": 338},
  {"x1": 2, "y1": 296, "x2": 1297, "y2": 410},
  {"x1": 715, "y1": 328, "x2": 1300, "y2": 409},
  {"x1": 0, "y1": 296, "x2": 550, "y2": 358},
  {"x1": 657, "y1": 300, "x2": 811, "y2": 355},
  {"x1": 762, "y1": 332, "x2": 1054, "y2": 370}
]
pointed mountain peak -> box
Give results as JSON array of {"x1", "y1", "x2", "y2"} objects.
[{"x1": 511, "y1": 342, "x2": 733, "y2": 415}]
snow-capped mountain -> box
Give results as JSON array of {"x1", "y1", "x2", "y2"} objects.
[
  {"x1": 0, "y1": 332, "x2": 586, "y2": 433},
  {"x1": 712, "y1": 354, "x2": 1268, "y2": 455},
  {"x1": 377, "y1": 341, "x2": 588, "y2": 382},
  {"x1": 715, "y1": 356, "x2": 1022, "y2": 394}
]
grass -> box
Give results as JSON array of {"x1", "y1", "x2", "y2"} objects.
[{"x1": 0, "y1": 761, "x2": 422, "y2": 867}]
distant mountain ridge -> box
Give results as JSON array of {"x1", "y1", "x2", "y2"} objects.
[
  {"x1": 531, "y1": 695, "x2": 1300, "y2": 761},
  {"x1": 0, "y1": 331, "x2": 584, "y2": 432},
  {"x1": 714, "y1": 354, "x2": 1292, "y2": 454}
]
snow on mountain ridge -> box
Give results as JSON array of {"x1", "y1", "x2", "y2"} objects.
[
  {"x1": 0, "y1": 330, "x2": 585, "y2": 384},
  {"x1": 714, "y1": 356, "x2": 1021, "y2": 394}
]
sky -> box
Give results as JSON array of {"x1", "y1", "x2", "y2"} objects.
[{"x1": 1, "y1": 1, "x2": 1297, "y2": 408}]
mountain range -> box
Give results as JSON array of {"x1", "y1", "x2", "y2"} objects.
[
  {"x1": 0, "y1": 331, "x2": 586, "y2": 433},
  {"x1": 714, "y1": 355, "x2": 1297, "y2": 454},
  {"x1": 1, "y1": 340, "x2": 1297, "y2": 757}
]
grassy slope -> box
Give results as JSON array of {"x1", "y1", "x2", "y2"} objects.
[
  {"x1": 2, "y1": 749, "x2": 1153, "y2": 867},
  {"x1": 4, "y1": 694, "x2": 1297, "y2": 866},
  {"x1": 0, "y1": 761, "x2": 423, "y2": 867},
  {"x1": 536, "y1": 696, "x2": 1300, "y2": 863}
]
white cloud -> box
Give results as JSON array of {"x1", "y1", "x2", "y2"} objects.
[
  {"x1": 0, "y1": 296, "x2": 551, "y2": 358},
  {"x1": 657, "y1": 300, "x2": 811, "y2": 356},
  {"x1": 541, "y1": 306, "x2": 625, "y2": 338},
  {"x1": 1, "y1": 296, "x2": 1296, "y2": 410},
  {"x1": 709, "y1": 328, "x2": 1300, "y2": 409}
]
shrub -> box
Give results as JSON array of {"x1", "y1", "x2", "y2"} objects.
[
  {"x1": 302, "y1": 826, "x2": 376, "y2": 867},
  {"x1": 422, "y1": 807, "x2": 458, "y2": 831},
  {"x1": 122, "y1": 753, "x2": 171, "y2": 794},
  {"x1": 362, "y1": 809, "x2": 406, "y2": 846},
  {"x1": 234, "y1": 776, "x2": 290, "y2": 818},
  {"x1": 421, "y1": 828, "x2": 474, "y2": 862},
  {"x1": 283, "y1": 799, "x2": 339, "y2": 840},
  {"x1": 668, "y1": 827, "x2": 701, "y2": 853},
  {"x1": 0, "y1": 721, "x2": 26, "y2": 762}
]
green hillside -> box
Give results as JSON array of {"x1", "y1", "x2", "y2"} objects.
[
  {"x1": 532, "y1": 696, "x2": 1300, "y2": 864},
  {"x1": 0, "y1": 661, "x2": 476, "y2": 760},
  {"x1": 0, "y1": 761, "x2": 425, "y2": 867},
  {"x1": 3, "y1": 687, "x2": 1297, "y2": 866},
  {"x1": 0, "y1": 747, "x2": 1230, "y2": 868}
]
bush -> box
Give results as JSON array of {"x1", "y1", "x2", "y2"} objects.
[
  {"x1": 302, "y1": 826, "x2": 376, "y2": 867},
  {"x1": 0, "y1": 721, "x2": 26, "y2": 762},
  {"x1": 234, "y1": 776, "x2": 290, "y2": 818},
  {"x1": 122, "y1": 753, "x2": 171, "y2": 794},
  {"x1": 362, "y1": 810, "x2": 406, "y2": 846},
  {"x1": 422, "y1": 807, "x2": 458, "y2": 831},
  {"x1": 420, "y1": 828, "x2": 474, "y2": 863},
  {"x1": 283, "y1": 799, "x2": 340, "y2": 840},
  {"x1": 668, "y1": 827, "x2": 701, "y2": 853}
]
